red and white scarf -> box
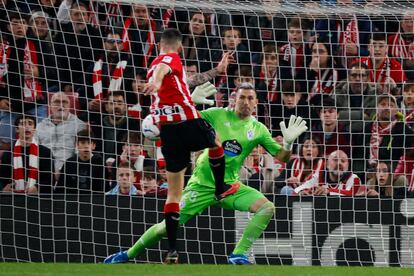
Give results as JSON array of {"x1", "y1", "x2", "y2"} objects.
[
  {"x1": 309, "y1": 68, "x2": 338, "y2": 100},
  {"x1": 162, "y1": 9, "x2": 173, "y2": 29},
  {"x1": 338, "y1": 16, "x2": 359, "y2": 67},
  {"x1": 291, "y1": 158, "x2": 324, "y2": 183},
  {"x1": 23, "y1": 40, "x2": 42, "y2": 102},
  {"x1": 122, "y1": 17, "x2": 156, "y2": 67},
  {"x1": 13, "y1": 138, "x2": 39, "y2": 192},
  {"x1": 92, "y1": 59, "x2": 127, "y2": 99},
  {"x1": 0, "y1": 41, "x2": 10, "y2": 83},
  {"x1": 259, "y1": 66, "x2": 279, "y2": 103},
  {"x1": 369, "y1": 120, "x2": 397, "y2": 165},
  {"x1": 280, "y1": 43, "x2": 304, "y2": 77},
  {"x1": 362, "y1": 57, "x2": 391, "y2": 89},
  {"x1": 390, "y1": 32, "x2": 414, "y2": 60}
]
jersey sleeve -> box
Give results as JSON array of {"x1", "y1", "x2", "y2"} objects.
[
  {"x1": 159, "y1": 54, "x2": 180, "y2": 75},
  {"x1": 258, "y1": 123, "x2": 282, "y2": 156}
]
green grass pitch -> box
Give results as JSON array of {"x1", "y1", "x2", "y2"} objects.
[{"x1": 1, "y1": 264, "x2": 414, "y2": 276}]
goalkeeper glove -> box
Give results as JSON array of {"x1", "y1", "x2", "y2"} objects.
[
  {"x1": 191, "y1": 82, "x2": 217, "y2": 106},
  {"x1": 279, "y1": 115, "x2": 308, "y2": 151}
]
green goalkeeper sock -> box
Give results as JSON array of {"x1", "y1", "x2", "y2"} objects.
[
  {"x1": 232, "y1": 201, "x2": 275, "y2": 255},
  {"x1": 127, "y1": 220, "x2": 167, "y2": 258}
]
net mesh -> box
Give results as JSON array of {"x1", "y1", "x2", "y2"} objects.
[{"x1": 0, "y1": 0, "x2": 414, "y2": 266}]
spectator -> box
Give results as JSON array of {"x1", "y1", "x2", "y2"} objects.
[
  {"x1": 295, "y1": 150, "x2": 377, "y2": 196},
  {"x1": 86, "y1": 28, "x2": 135, "y2": 123},
  {"x1": 315, "y1": 0, "x2": 371, "y2": 68},
  {"x1": 280, "y1": 18, "x2": 308, "y2": 78},
  {"x1": 0, "y1": 115, "x2": 54, "y2": 194},
  {"x1": 255, "y1": 44, "x2": 291, "y2": 128},
  {"x1": 182, "y1": 12, "x2": 219, "y2": 72},
  {"x1": 109, "y1": 132, "x2": 154, "y2": 189},
  {"x1": 398, "y1": 82, "x2": 414, "y2": 121},
  {"x1": 355, "y1": 33, "x2": 406, "y2": 94},
  {"x1": 2, "y1": 12, "x2": 45, "y2": 117},
  {"x1": 311, "y1": 97, "x2": 351, "y2": 157},
  {"x1": 106, "y1": 161, "x2": 138, "y2": 195},
  {"x1": 121, "y1": 3, "x2": 160, "y2": 68},
  {"x1": 366, "y1": 161, "x2": 393, "y2": 197},
  {"x1": 138, "y1": 167, "x2": 167, "y2": 197},
  {"x1": 307, "y1": 41, "x2": 346, "y2": 105},
  {"x1": 362, "y1": 94, "x2": 414, "y2": 172},
  {"x1": 246, "y1": 0, "x2": 287, "y2": 55},
  {"x1": 29, "y1": 0, "x2": 60, "y2": 38},
  {"x1": 28, "y1": 11, "x2": 59, "y2": 92},
  {"x1": 213, "y1": 27, "x2": 250, "y2": 77},
  {"x1": 0, "y1": 97, "x2": 16, "y2": 156},
  {"x1": 388, "y1": 11, "x2": 414, "y2": 61},
  {"x1": 54, "y1": 129, "x2": 108, "y2": 194},
  {"x1": 54, "y1": 1, "x2": 103, "y2": 95},
  {"x1": 271, "y1": 80, "x2": 310, "y2": 140},
  {"x1": 394, "y1": 143, "x2": 414, "y2": 197},
  {"x1": 89, "y1": 1, "x2": 126, "y2": 34},
  {"x1": 130, "y1": 69, "x2": 149, "y2": 118},
  {"x1": 93, "y1": 91, "x2": 140, "y2": 161},
  {"x1": 37, "y1": 92, "x2": 87, "y2": 171},
  {"x1": 335, "y1": 62, "x2": 381, "y2": 123},
  {"x1": 277, "y1": 136, "x2": 324, "y2": 195}
]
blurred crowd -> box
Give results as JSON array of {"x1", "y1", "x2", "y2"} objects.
[{"x1": 0, "y1": 0, "x2": 414, "y2": 198}]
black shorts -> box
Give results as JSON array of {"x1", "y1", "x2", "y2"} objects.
[{"x1": 160, "y1": 118, "x2": 216, "y2": 172}]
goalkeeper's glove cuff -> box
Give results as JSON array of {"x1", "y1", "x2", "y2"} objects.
[{"x1": 283, "y1": 139, "x2": 293, "y2": 151}]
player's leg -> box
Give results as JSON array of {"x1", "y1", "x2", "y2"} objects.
[
  {"x1": 163, "y1": 168, "x2": 186, "y2": 263},
  {"x1": 220, "y1": 185, "x2": 275, "y2": 264},
  {"x1": 158, "y1": 122, "x2": 192, "y2": 263},
  {"x1": 104, "y1": 185, "x2": 214, "y2": 264}
]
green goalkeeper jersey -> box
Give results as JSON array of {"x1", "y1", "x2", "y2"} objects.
[{"x1": 187, "y1": 107, "x2": 282, "y2": 189}]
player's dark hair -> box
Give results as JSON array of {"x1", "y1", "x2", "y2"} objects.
[
  {"x1": 237, "y1": 83, "x2": 258, "y2": 98},
  {"x1": 161, "y1": 28, "x2": 182, "y2": 44}
]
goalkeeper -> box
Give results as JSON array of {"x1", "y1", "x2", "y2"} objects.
[{"x1": 104, "y1": 83, "x2": 307, "y2": 264}]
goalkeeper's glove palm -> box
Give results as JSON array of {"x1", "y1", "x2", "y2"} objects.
[
  {"x1": 280, "y1": 115, "x2": 308, "y2": 151},
  {"x1": 191, "y1": 82, "x2": 217, "y2": 106}
]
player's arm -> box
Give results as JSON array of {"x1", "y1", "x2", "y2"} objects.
[{"x1": 144, "y1": 63, "x2": 171, "y2": 95}]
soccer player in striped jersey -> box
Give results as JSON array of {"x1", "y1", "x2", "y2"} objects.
[{"x1": 140, "y1": 28, "x2": 237, "y2": 263}]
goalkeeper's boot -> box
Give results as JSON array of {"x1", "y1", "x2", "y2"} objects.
[
  {"x1": 164, "y1": 250, "x2": 179, "y2": 264},
  {"x1": 103, "y1": 250, "x2": 129, "y2": 264},
  {"x1": 216, "y1": 182, "x2": 241, "y2": 201},
  {"x1": 228, "y1": 253, "x2": 253, "y2": 265}
]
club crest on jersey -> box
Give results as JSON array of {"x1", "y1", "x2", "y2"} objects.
[
  {"x1": 247, "y1": 129, "x2": 254, "y2": 140},
  {"x1": 162, "y1": 56, "x2": 172, "y2": 63},
  {"x1": 223, "y1": 140, "x2": 242, "y2": 157}
]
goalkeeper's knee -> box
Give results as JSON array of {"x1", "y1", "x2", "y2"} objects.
[{"x1": 256, "y1": 201, "x2": 275, "y2": 219}]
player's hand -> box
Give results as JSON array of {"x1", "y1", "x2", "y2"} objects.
[
  {"x1": 144, "y1": 81, "x2": 161, "y2": 96},
  {"x1": 191, "y1": 82, "x2": 217, "y2": 106},
  {"x1": 280, "y1": 115, "x2": 308, "y2": 151}
]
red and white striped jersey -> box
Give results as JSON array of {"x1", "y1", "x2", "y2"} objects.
[{"x1": 147, "y1": 53, "x2": 199, "y2": 123}]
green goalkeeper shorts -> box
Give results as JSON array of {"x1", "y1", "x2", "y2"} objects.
[{"x1": 179, "y1": 182, "x2": 265, "y2": 224}]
